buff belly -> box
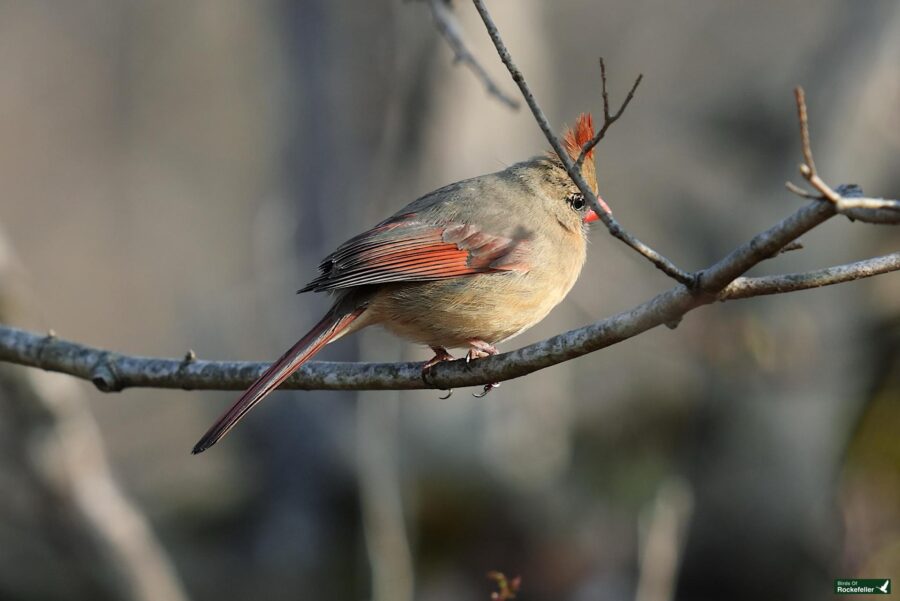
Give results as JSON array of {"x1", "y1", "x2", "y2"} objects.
[{"x1": 368, "y1": 268, "x2": 577, "y2": 349}]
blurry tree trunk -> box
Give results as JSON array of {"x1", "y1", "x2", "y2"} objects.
[
  {"x1": 0, "y1": 228, "x2": 189, "y2": 601},
  {"x1": 241, "y1": 1, "x2": 440, "y2": 598}
]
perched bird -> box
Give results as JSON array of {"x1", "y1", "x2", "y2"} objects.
[{"x1": 192, "y1": 114, "x2": 607, "y2": 454}]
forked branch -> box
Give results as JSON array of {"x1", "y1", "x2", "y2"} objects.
[
  {"x1": 787, "y1": 87, "x2": 900, "y2": 224},
  {"x1": 573, "y1": 58, "x2": 643, "y2": 172}
]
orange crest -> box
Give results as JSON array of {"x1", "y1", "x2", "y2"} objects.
[
  {"x1": 563, "y1": 113, "x2": 595, "y2": 162},
  {"x1": 561, "y1": 113, "x2": 598, "y2": 194}
]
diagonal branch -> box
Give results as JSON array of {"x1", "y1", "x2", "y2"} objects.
[
  {"x1": 470, "y1": 0, "x2": 695, "y2": 286},
  {"x1": 426, "y1": 0, "x2": 520, "y2": 109}
]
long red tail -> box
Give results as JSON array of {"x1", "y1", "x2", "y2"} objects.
[{"x1": 192, "y1": 306, "x2": 366, "y2": 454}]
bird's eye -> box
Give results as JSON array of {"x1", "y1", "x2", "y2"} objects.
[{"x1": 567, "y1": 193, "x2": 586, "y2": 211}]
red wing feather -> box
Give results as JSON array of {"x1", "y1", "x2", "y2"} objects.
[{"x1": 299, "y1": 218, "x2": 529, "y2": 292}]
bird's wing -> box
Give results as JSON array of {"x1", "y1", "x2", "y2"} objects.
[{"x1": 299, "y1": 215, "x2": 530, "y2": 292}]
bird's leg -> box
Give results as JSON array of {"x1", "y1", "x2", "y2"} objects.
[
  {"x1": 422, "y1": 346, "x2": 455, "y2": 399},
  {"x1": 466, "y1": 339, "x2": 500, "y2": 397},
  {"x1": 465, "y1": 339, "x2": 498, "y2": 362}
]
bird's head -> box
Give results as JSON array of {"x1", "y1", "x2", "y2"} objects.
[
  {"x1": 560, "y1": 112, "x2": 609, "y2": 224},
  {"x1": 523, "y1": 113, "x2": 609, "y2": 231}
]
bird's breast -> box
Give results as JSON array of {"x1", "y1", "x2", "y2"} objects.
[{"x1": 368, "y1": 235, "x2": 586, "y2": 348}]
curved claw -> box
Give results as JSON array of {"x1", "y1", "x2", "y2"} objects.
[
  {"x1": 472, "y1": 382, "x2": 500, "y2": 398},
  {"x1": 438, "y1": 388, "x2": 454, "y2": 400}
]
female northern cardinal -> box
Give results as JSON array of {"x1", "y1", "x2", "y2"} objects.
[{"x1": 192, "y1": 114, "x2": 606, "y2": 453}]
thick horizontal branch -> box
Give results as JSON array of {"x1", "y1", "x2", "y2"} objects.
[{"x1": 3, "y1": 200, "x2": 895, "y2": 393}]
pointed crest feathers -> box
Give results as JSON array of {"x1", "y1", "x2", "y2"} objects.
[
  {"x1": 558, "y1": 112, "x2": 598, "y2": 195},
  {"x1": 563, "y1": 113, "x2": 595, "y2": 162}
]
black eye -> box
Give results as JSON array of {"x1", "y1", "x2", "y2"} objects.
[{"x1": 567, "y1": 193, "x2": 585, "y2": 211}]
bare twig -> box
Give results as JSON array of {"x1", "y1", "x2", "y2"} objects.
[
  {"x1": 795, "y1": 87, "x2": 817, "y2": 177},
  {"x1": 719, "y1": 252, "x2": 900, "y2": 300},
  {"x1": 470, "y1": 0, "x2": 695, "y2": 286},
  {"x1": 835, "y1": 191, "x2": 900, "y2": 224},
  {"x1": 779, "y1": 240, "x2": 804, "y2": 254},
  {"x1": 788, "y1": 87, "x2": 900, "y2": 224},
  {"x1": 784, "y1": 181, "x2": 816, "y2": 199},
  {"x1": 426, "y1": 0, "x2": 519, "y2": 109},
  {"x1": 573, "y1": 58, "x2": 643, "y2": 172}
]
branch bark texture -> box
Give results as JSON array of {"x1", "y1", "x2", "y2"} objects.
[{"x1": 0, "y1": 239, "x2": 895, "y2": 393}]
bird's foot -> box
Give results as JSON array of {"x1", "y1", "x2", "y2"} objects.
[
  {"x1": 422, "y1": 346, "x2": 455, "y2": 399},
  {"x1": 465, "y1": 339, "x2": 499, "y2": 363},
  {"x1": 466, "y1": 339, "x2": 500, "y2": 397},
  {"x1": 423, "y1": 346, "x2": 455, "y2": 371}
]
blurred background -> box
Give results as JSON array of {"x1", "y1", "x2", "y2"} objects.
[{"x1": 0, "y1": 1, "x2": 898, "y2": 600}]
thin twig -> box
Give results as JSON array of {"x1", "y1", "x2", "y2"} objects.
[
  {"x1": 574, "y1": 59, "x2": 643, "y2": 172},
  {"x1": 784, "y1": 181, "x2": 815, "y2": 199},
  {"x1": 426, "y1": 0, "x2": 519, "y2": 109},
  {"x1": 838, "y1": 196, "x2": 900, "y2": 211},
  {"x1": 788, "y1": 87, "x2": 900, "y2": 223},
  {"x1": 795, "y1": 87, "x2": 817, "y2": 176},
  {"x1": 719, "y1": 252, "x2": 900, "y2": 300},
  {"x1": 470, "y1": 0, "x2": 695, "y2": 286},
  {"x1": 779, "y1": 240, "x2": 804, "y2": 253}
]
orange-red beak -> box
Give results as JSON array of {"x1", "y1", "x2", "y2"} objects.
[{"x1": 582, "y1": 195, "x2": 611, "y2": 223}]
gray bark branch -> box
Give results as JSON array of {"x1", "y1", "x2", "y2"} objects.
[
  {"x1": 720, "y1": 252, "x2": 900, "y2": 300},
  {"x1": 0, "y1": 210, "x2": 896, "y2": 393}
]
